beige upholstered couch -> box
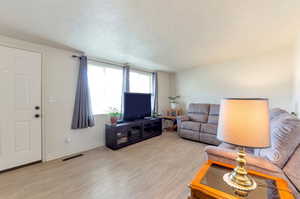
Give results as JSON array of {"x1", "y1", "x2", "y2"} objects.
[
  {"x1": 177, "y1": 103, "x2": 221, "y2": 145},
  {"x1": 205, "y1": 108, "x2": 300, "y2": 199}
]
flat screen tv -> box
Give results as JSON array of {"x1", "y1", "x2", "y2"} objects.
[{"x1": 123, "y1": 92, "x2": 151, "y2": 121}]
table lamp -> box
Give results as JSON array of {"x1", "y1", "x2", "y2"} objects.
[{"x1": 217, "y1": 98, "x2": 270, "y2": 195}]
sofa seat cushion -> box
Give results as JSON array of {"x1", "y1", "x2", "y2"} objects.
[
  {"x1": 201, "y1": 123, "x2": 217, "y2": 135},
  {"x1": 208, "y1": 104, "x2": 220, "y2": 124},
  {"x1": 283, "y1": 145, "x2": 300, "y2": 192},
  {"x1": 188, "y1": 103, "x2": 209, "y2": 122},
  {"x1": 256, "y1": 113, "x2": 300, "y2": 168},
  {"x1": 179, "y1": 129, "x2": 200, "y2": 141},
  {"x1": 181, "y1": 121, "x2": 201, "y2": 131}
]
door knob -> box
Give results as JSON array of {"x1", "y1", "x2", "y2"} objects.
[
  {"x1": 35, "y1": 106, "x2": 40, "y2": 110},
  {"x1": 35, "y1": 114, "x2": 40, "y2": 118}
]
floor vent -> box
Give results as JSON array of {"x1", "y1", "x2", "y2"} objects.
[{"x1": 62, "y1": 154, "x2": 83, "y2": 161}]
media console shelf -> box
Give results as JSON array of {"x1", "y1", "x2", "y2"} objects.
[{"x1": 105, "y1": 118, "x2": 162, "y2": 150}]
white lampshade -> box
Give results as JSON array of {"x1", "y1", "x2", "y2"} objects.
[{"x1": 217, "y1": 98, "x2": 270, "y2": 148}]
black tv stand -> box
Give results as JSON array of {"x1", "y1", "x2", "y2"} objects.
[{"x1": 105, "y1": 118, "x2": 162, "y2": 150}]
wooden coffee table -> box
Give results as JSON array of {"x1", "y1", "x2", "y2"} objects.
[{"x1": 188, "y1": 160, "x2": 295, "y2": 199}]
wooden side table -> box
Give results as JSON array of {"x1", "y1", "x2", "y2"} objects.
[
  {"x1": 161, "y1": 108, "x2": 183, "y2": 131},
  {"x1": 160, "y1": 116, "x2": 177, "y2": 131},
  {"x1": 188, "y1": 160, "x2": 294, "y2": 199},
  {"x1": 166, "y1": 108, "x2": 183, "y2": 117}
]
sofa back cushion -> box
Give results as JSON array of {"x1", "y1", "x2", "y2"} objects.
[
  {"x1": 256, "y1": 113, "x2": 300, "y2": 168},
  {"x1": 188, "y1": 103, "x2": 209, "y2": 122},
  {"x1": 283, "y1": 145, "x2": 300, "y2": 192},
  {"x1": 208, "y1": 104, "x2": 220, "y2": 124},
  {"x1": 269, "y1": 108, "x2": 288, "y2": 121}
]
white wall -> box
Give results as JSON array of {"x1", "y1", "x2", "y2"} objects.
[
  {"x1": 43, "y1": 48, "x2": 108, "y2": 161},
  {"x1": 157, "y1": 72, "x2": 174, "y2": 114},
  {"x1": 175, "y1": 48, "x2": 295, "y2": 112},
  {"x1": 0, "y1": 35, "x2": 172, "y2": 161},
  {"x1": 293, "y1": 37, "x2": 300, "y2": 115}
]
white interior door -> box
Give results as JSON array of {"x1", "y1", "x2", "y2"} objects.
[{"x1": 0, "y1": 45, "x2": 42, "y2": 171}]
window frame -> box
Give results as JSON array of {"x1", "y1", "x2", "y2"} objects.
[
  {"x1": 87, "y1": 61, "x2": 154, "y2": 116},
  {"x1": 87, "y1": 61, "x2": 123, "y2": 115}
]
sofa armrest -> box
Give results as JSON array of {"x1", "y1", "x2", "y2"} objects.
[
  {"x1": 176, "y1": 115, "x2": 189, "y2": 131},
  {"x1": 204, "y1": 146, "x2": 283, "y2": 177}
]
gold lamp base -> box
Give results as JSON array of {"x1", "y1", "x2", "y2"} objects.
[{"x1": 223, "y1": 147, "x2": 257, "y2": 196}]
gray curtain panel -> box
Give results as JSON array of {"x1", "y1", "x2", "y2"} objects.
[
  {"x1": 71, "y1": 56, "x2": 95, "y2": 129},
  {"x1": 121, "y1": 64, "x2": 130, "y2": 116},
  {"x1": 152, "y1": 72, "x2": 158, "y2": 113}
]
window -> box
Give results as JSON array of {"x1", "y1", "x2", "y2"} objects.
[
  {"x1": 129, "y1": 70, "x2": 152, "y2": 93},
  {"x1": 88, "y1": 63, "x2": 123, "y2": 115},
  {"x1": 88, "y1": 63, "x2": 153, "y2": 115}
]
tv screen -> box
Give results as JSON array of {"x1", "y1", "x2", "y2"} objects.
[{"x1": 123, "y1": 92, "x2": 151, "y2": 121}]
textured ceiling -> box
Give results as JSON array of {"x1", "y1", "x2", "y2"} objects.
[{"x1": 0, "y1": 0, "x2": 299, "y2": 71}]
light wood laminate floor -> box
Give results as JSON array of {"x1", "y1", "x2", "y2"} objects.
[{"x1": 0, "y1": 132, "x2": 207, "y2": 199}]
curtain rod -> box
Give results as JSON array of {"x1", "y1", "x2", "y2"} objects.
[
  {"x1": 72, "y1": 55, "x2": 155, "y2": 73},
  {"x1": 72, "y1": 55, "x2": 125, "y2": 67}
]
